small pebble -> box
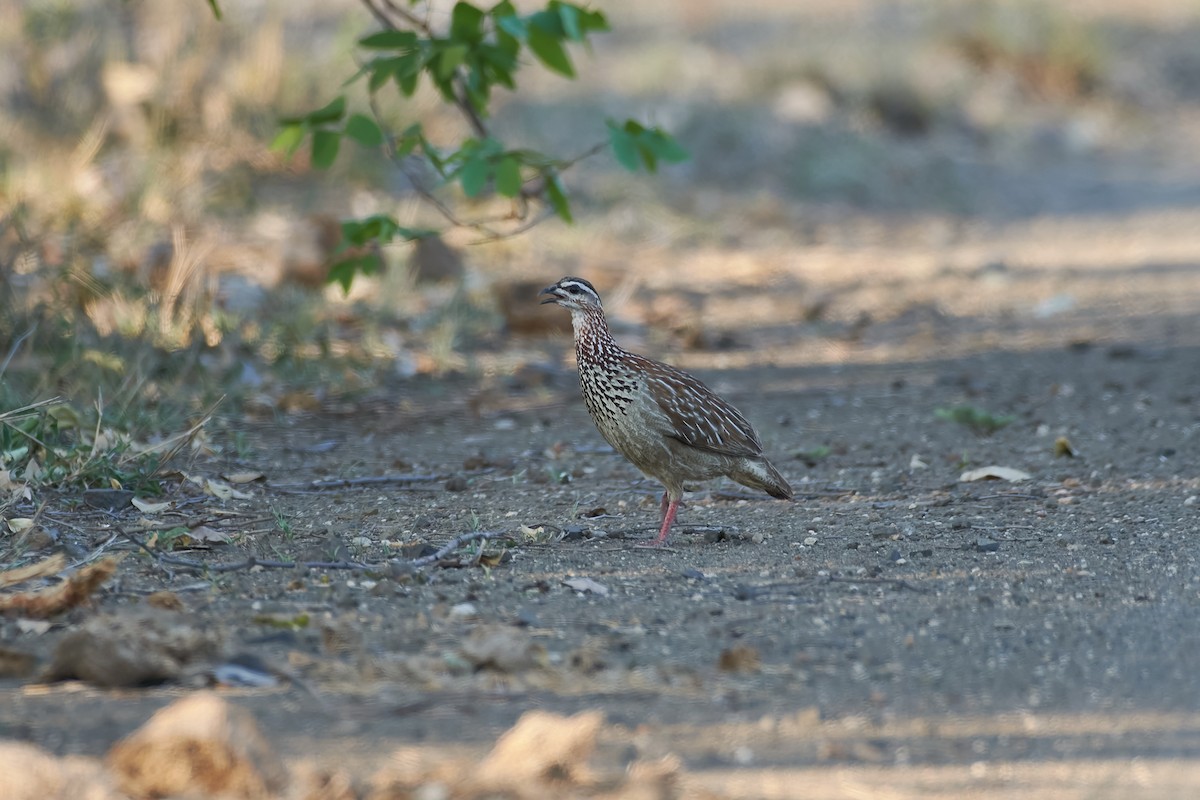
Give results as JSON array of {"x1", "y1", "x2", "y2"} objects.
[
  {"x1": 1185, "y1": 495, "x2": 1198, "y2": 506},
  {"x1": 803, "y1": 536, "x2": 818, "y2": 547},
  {"x1": 514, "y1": 608, "x2": 542, "y2": 627},
  {"x1": 976, "y1": 538, "x2": 1001, "y2": 553},
  {"x1": 449, "y1": 602, "x2": 478, "y2": 618},
  {"x1": 444, "y1": 476, "x2": 469, "y2": 492}
]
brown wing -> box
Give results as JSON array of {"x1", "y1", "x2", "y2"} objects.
[{"x1": 628, "y1": 353, "x2": 765, "y2": 458}]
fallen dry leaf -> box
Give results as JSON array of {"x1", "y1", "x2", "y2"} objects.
[
  {"x1": 0, "y1": 556, "x2": 122, "y2": 618},
  {"x1": 132, "y1": 497, "x2": 170, "y2": 514},
  {"x1": 5, "y1": 517, "x2": 35, "y2": 534},
  {"x1": 960, "y1": 465, "x2": 1032, "y2": 483},
  {"x1": 0, "y1": 469, "x2": 31, "y2": 501},
  {"x1": 183, "y1": 526, "x2": 231, "y2": 545},
  {"x1": 16, "y1": 618, "x2": 53, "y2": 635},
  {"x1": 563, "y1": 577, "x2": 609, "y2": 596},
  {"x1": 222, "y1": 471, "x2": 264, "y2": 484},
  {"x1": 1055, "y1": 436, "x2": 1077, "y2": 458},
  {"x1": 147, "y1": 591, "x2": 185, "y2": 611},
  {"x1": 0, "y1": 553, "x2": 66, "y2": 589},
  {"x1": 205, "y1": 479, "x2": 253, "y2": 501}
]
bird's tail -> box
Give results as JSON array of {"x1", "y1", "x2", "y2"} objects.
[{"x1": 731, "y1": 457, "x2": 793, "y2": 501}]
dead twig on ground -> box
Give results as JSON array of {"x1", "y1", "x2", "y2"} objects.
[
  {"x1": 267, "y1": 474, "x2": 445, "y2": 492},
  {"x1": 115, "y1": 527, "x2": 511, "y2": 575},
  {"x1": 409, "y1": 531, "x2": 512, "y2": 567},
  {"x1": 823, "y1": 575, "x2": 930, "y2": 593}
]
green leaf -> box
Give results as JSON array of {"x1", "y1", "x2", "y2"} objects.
[
  {"x1": 393, "y1": 122, "x2": 423, "y2": 158},
  {"x1": 451, "y1": 2, "x2": 486, "y2": 43},
  {"x1": 647, "y1": 129, "x2": 689, "y2": 162},
  {"x1": 344, "y1": 113, "x2": 383, "y2": 148},
  {"x1": 557, "y1": 3, "x2": 582, "y2": 41},
  {"x1": 328, "y1": 254, "x2": 381, "y2": 293},
  {"x1": 528, "y1": 26, "x2": 573, "y2": 77},
  {"x1": 306, "y1": 96, "x2": 346, "y2": 125},
  {"x1": 527, "y1": 9, "x2": 565, "y2": 37},
  {"x1": 367, "y1": 55, "x2": 415, "y2": 92},
  {"x1": 606, "y1": 123, "x2": 639, "y2": 171},
  {"x1": 459, "y1": 156, "x2": 491, "y2": 197},
  {"x1": 578, "y1": 6, "x2": 609, "y2": 33},
  {"x1": 545, "y1": 173, "x2": 572, "y2": 222},
  {"x1": 359, "y1": 30, "x2": 419, "y2": 50},
  {"x1": 635, "y1": 140, "x2": 658, "y2": 172},
  {"x1": 495, "y1": 14, "x2": 526, "y2": 40},
  {"x1": 494, "y1": 156, "x2": 522, "y2": 197},
  {"x1": 206, "y1": 0, "x2": 222, "y2": 21},
  {"x1": 437, "y1": 43, "x2": 468, "y2": 80},
  {"x1": 397, "y1": 70, "x2": 419, "y2": 96},
  {"x1": 367, "y1": 64, "x2": 391, "y2": 93},
  {"x1": 270, "y1": 123, "x2": 306, "y2": 156},
  {"x1": 606, "y1": 120, "x2": 689, "y2": 172},
  {"x1": 478, "y1": 44, "x2": 517, "y2": 87},
  {"x1": 310, "y1": 129, "x2": 341, "y2": 169}
]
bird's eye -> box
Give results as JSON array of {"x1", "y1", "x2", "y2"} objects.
[{"x1": 567, "y1": 286, "x2": 581, "y2": 294}]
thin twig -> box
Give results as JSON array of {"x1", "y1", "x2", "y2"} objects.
[
  {"x1": 353, "y1": 5, "x2": 611, "y2": 242},
  {"x1": 824, "y1": 575, "x2": 930, "y2": 593},
  {"x1": 360, "y1": 0, "x2": 396, "y2": 31},
  {"x1": 0, "y1": 325, "x2": 36, "y2": 378},
  {"x1": 268, "y1": 473, "x2": 445, "y2": 491},
  {"x1": 115, "y1": 527, "x2": 511, "y2": 575},
  {"x1": 410, "y1": 531, "x2": 511, "y2": 567}
]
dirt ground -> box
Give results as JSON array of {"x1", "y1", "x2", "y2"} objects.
[
  {"x1": 4, "y1": 241, "x2": 1199, "y2": 798},
  {"x1": 4, "y1": 1, "x2": 1200, "y2": 797}
]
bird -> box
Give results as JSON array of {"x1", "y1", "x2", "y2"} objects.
[{"x1": 540, "y1": 276, "x2": 792, "y2": 547}]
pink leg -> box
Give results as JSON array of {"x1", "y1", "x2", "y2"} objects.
[{"x1": 638, "y1": 494, "x2": 676, "y2": 551}]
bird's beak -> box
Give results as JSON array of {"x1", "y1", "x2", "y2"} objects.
[{"x1": 539, "y1": 286, "x2": 561, "y2": 304}]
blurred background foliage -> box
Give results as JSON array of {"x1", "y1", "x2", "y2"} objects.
[{"x1": 1, "y1": 0, "x2": 1196, "y2": 487}]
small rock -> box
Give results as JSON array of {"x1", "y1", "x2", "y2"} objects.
[
  {"x1": 107, "y1": 693, "x2": 287, "y2": 799},
  {"x1": 0, "y1": 646, "x2": 38, "y2": 679},
  {"x1": 680, "y1": 567, "x2": 706, "y2": 581},
  {"x1": 476, "y1": 710, "x2": 603, "y2": 787},
  {"x1": 560, "y1": 525, "x2": 587, "y2": 541},
  {"x1": 803, "y1": 536, "x2": 818, "y2": 547},
  {"x1": 976, "y1": 538, "x2": 1001, "y2": 553},
  {"x1": 563, "y1": 577, "x2": 609, "y2": 596},
  {"x1": 459, "y1": 626, "x2": 546, "y2": 673},
  {"x1": 0, "y1": 740, "x2": 121, "y2": 800},
  {"x1": 449, "y1": 602, "x2": 478, "y2": 619},
  {"x1": 1185, "y1": 495, "x2": 1198, "y2": 507},
  {"x1": 718, "y1": 645, "x2": 761, "y2": 673},
  {"x1": 514, "y1": 608, "x2": 542, "y2": 627},
  {"x1": 82, "y1": 489, "x2": 134, "y2": 512},
  {"x1": 44, "y1": 609, "x2": 222, "y2": 688},
  {"x1": 443, "y1": 476, "x2": 469, "y2": 492}
]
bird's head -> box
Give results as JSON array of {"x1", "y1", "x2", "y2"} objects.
[{"x1": 539, "y1": 276, "x2": 602, "y2": 312}]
